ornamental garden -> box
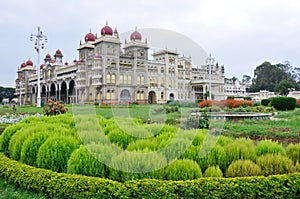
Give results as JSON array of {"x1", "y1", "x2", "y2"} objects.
[{"x1": 0, "y1": 97, "x2": 300, "y2": 198}]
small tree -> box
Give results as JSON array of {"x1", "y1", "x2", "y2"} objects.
[{"x1": 274, "y1": 80, "x2": 296, "y2": 96}]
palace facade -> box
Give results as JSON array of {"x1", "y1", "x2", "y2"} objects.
[{"x1": 15, "y1": 22, "x2": 228, "y2": 105}]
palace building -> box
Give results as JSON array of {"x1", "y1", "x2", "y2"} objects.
[{"x1": 15, "y1": 22, "x2": 228, "y2": 105}]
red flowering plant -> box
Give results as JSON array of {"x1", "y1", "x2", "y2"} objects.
[
  {"x1": 198, "y1": 100, "x2": 224, "y2": 108},
  {"x1": 225, "y1": 99, "x2": 254, "y2": 109},
  {"x1": 297, "y1": 99, "x2": 300, "y2": 108},
  {"x1": 43, "y1": 99, "x2": 68, "y2": 116}
]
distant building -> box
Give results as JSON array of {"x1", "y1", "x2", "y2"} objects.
[{"x1": 15, "y1": 22, "x2": 228, "y2": 105}]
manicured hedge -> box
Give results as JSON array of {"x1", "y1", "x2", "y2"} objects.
[
  {"x1": 270, "y1": 97, "x2": 296, "y2": 111},
  {"x1": 0, "y1": 153, "x2": 300, "y2": 198}
]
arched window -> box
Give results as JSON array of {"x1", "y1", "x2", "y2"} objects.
[
  {"x1": 106, "y1": 74, "x2": 111, "y2": 83},
  {"x1": 111, "y1": 74, "x2": 116, "y2": 84},
  {"x1": 137, "y1": 76, "x2": 140, "y2": 85},
  {"x1": 119, "y1": 74, "x2": 123, "y2": 84},
  {"x1": 106, "y1": 89, "x2": 111, "y2": 100}
]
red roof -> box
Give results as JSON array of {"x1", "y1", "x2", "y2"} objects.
[{"x1": 26, "y1": 60, "x2": 33, "y2": 66}]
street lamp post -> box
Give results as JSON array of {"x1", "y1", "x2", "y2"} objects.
[
  {"x1": 30, "y1": 27, "x2": 47, "y2": 107},
  {"x1": 206, "y1": 53, "x2": 215, "y2": 100}
]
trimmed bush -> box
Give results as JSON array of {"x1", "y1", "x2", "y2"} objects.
[
  {"x1": 68, "y1": 144, "x2": 115, "y2": 178},
  {"x1": 257, "y1": 154, "x2": 295, "y2": 176},
  {"x1": 37, "y1": 136, "x2": 79, "y2": 173},
  {"x1": 256, "y1": 140, "x2": 285, "y2": 156},
  {"x1": 226, "y1": 160, "x2": 261, "y2": 177},
  {"x1": 204, "y1": 166, "x2": 223, "y2": 177},
  {"x1": 20, "y1": 132, "x2": 49, "y2": 166},
  {"x1": 108, "y1": 129, "x2": 137, "y2": 149},
  {"x1": 296, "y1": 162, "x2": 300, "y2": 172},
  {"x1": 1, "y1": 153, "x2": 300, "y2": 198},
  {"x1": 109, "y1": 150, "x2": 167, "y2": 182},
  {"x1": 198, "y1": 145, "x2": 227, "y2": 174},
  {"x1": 0, "y1": 123, "x2": 23, "y2": 154},
  {"x1": 270, "y1": 96, "x2": 296, "y2": 111},
  {"x1": 164, "y1": 159, "x2": 202, "y2": 180},
  {"x1": 286, "y1": 143, "x2": 300, "y2": 165},
  {"x1": 261, "y1": 98, "x2": 271, "y2": 106},
  {"x1": 225, "y1": 138, "x2": 257, "y2": 166}
]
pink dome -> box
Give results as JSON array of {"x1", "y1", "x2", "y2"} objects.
[
  {"x1": 40, "y1": 64, "x2": 45, "y2": 69},
  {"x1": 73, "y1": 59, "x2": 77, "y2": 63},
  {"x1": 101, "y1": 22, "x2": 113, "y2": 36},
  {"x1": 20, "y1": 62, "x2": 26, "y2": 68},
  {"x1": 26, "y1": 60, "x2": 33, "y2": 66},
  {"x1": 65, "y1": 62, "x2": 69, "y2": 65},
  {"x1": 130, "y1": 28, "x2": 142, "y2": 41},
  {"x1": 56, "y1": 49, "x2": 61, "y2": 54},
  {"x1": 45, "y1": 53, "x2": 51, "y2": 59},
  {"x1": 85, "y1": 32, "x2": 96, "y2": 42}
]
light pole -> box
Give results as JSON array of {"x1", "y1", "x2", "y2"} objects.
[
  {"x1": 30, "y1": 27, "x2": 47, "y2": 107},
  {"x1": 206, "y1": 53, "x2": 215, "y2": 100}
]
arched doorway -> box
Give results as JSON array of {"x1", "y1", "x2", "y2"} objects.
[
  {"x1": 31, "y1": 87, "x2": 36, "y2": 104},
  {"x1": 61, "y1": 82, "x2": 67, "y2": 103},
  {"x1": 50, "y1": 83, "x2": 56, "y2": 100},
  {"x1": 41, "y1": 85, "x2": 47, "y2": 104},
  {"x1": 148, "y1": 91, "x2": 156, "y2": 104},
  {"x1": 120, "y1": 89, "x2": 131, "y2": 102},
  {"x1": 69, "y1": 80, "x2": 75, "y2": 103},
  {"x1": 169, "y1": 93, "x2": 174, "y2": 101}
]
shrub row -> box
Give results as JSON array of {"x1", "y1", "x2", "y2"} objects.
[{"x1": 1, "y1": 152, "x2": 300, "y2": 199}]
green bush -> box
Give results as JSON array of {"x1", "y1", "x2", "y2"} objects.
[
  {"x1": 68, "y1": 144, "x2": 115, "y2": 178},
  {"x1": 37, "y1": 136, "x2": 79, "y2": 173},
  {"x1": 204, "y1": 166, "x2": 223, "y2": 177},
  {"x1": 191, "y1": 129, "x2": 206, "y2": 146},
  {"x1": 198, "y1": 145, "x2": 227, "y2": 174},
  {"x1": 126, "y1": 139, "x2": 158, "y2": 151},
  {"x1": 270, "y1": 97, "x2": 296, "y2": 111},
  {"x1": 0, "y1": 123, "x2": 23, "y2": 154},
  {"x1": 216, "y1": 135, "x2": 233, "y2": 147},
  {"x1": 226, "y1": 160, "x2": 261, "y2": 177},
  {"x1": 257, "y1": 154, "x2": 295, "y2": 176},
  {"x1": 286, "y1": 143, "x2": 300, "y2": 165},
  {"x1": 256, "y1": 140, "x2": 285, "y2": 156},
  {"x1": 108, "y1": 129, "x2": 136, "y2": 149},
  {"x1": 109, "y1": 150, "x2": 166, "y2": 182},
  {"x1": 1, "y1": 152, "x2": 300, "y2": 198},
  {"x1": 164, "y1": 159, "x2": 202, "y2": 180},
  {"x1": 261, "y1": 98, "x2": 271, "y2": 106},
  {"x1": 20, "y1": 132, "x2": 49, "y2": 166},
  {"x1": 296, "y1": 162, "x2": 300, "y2": 172},
  {"x1": 224, "y1": 138, "x2": 257, "y2": 166}
]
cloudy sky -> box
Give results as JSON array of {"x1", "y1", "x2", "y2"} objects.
[{"x1": 1, "y1": 0, "x2": 299, "y2": 87}]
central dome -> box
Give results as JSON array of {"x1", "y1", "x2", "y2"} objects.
[
  {"x1": 101, "y1": 21, "x2": 113, "y2": 36},
  {"x1": 130, "y1": 27, "x2": 142, "y2": 41}
]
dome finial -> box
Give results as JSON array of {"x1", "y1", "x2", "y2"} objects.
[{"x1": 106, "y1": 20, "x2": 108, "y2": 26}]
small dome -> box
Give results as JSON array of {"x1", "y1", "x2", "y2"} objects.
[
  {"x1": 85, "y1": 32, "x2": 96, "y2": 42},
  {"x1": 65, "y1": 62, "x2": 69, "y2": 65},
  {"x1": 130, "y1": 28, "x2": 142, "y2": 41},
  {"x1": 40, "y1": 64, "x2": 45, "y2": 70},
  {"x1": 26, "y1": 60, "x2": 33, "y2": 66},
  {"x1": 101, "y1": 21, "x2": 113, "y2": 36},
  {"x1": 45, "y1": 53, "x2": 51, "y2": 59},
  {"x1": 20, "y1": 62, "x2": 26, "y2": 68}
]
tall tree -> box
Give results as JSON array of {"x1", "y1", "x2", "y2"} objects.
[
  {"x1": 274, "y1": 80, "x2": 296, "y2": 96},
  {"x1": 242, "y1": 75, "x2": 251, "y2": 83},
  {"x1": 249, "y1": 61, "x2": 296, "y2": 92}
]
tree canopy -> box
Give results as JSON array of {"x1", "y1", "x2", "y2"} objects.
[{"x1": 249, "y1": 61, "x2": 299, "y2": 93}]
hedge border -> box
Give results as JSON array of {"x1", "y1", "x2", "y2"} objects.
[{"x1": 0, "y1": 152, "x2": 299, "y2": 199}]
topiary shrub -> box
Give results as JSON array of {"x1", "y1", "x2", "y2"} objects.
[
  {"x1": 257, "y1": 154, "x2": 295, "y2": 176},
  {"x1": 296, "y1": 162, "x2": 300, "y2": 172},
  {"x1": 261, "y1": 98, "x2": 271, "y2": 106},
  {"x1": 37, "y1": 136, "x2": 79, "y2": 173},
  {"x1": 68, "y1": 144, "x2": 115, "y2": 178},
  {"x1": 20, "y1": 132, "x2": 49, "y2": 166},
  {"x1": 256, "y1": 140, "x2": 285, "y2": 156},
  {"x1": 109, "y1": 150, "x2": 167, "y2": 182},
  {"x1": 108, "y1": 129, "x2": 137, "y2": 149},
  {"x1": 270, "y1": 97, "x2": 296, "y2": 111},
  {"x1": 204, "y1": 166, "x2": 223, "y2": 177},
  {"x1": 286, "y1": 143, "x2": 300, "y2": 165},
  {"x1": 164, "y1": 159, "x2": 202, "y2": 180},
  {"x1": 224, "y1": 138, "x2": 257, "y2": 167},
  {"x1": 198, "y1": 145, "x2": 227, "y2": 174},
  {"x1": 226, "y1": 160, "x2": 261, "y2": 177},
  {"x1": 0, "y1": 123, "x2": 23, "y2": 154}
]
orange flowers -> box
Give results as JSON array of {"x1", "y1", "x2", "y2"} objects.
[
  {"x1": 44, "y1": 100, "x2": 68, "y2": 116},
  {"x1": 199, "y1": 99, "x2": 254, "y2": 109}
]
